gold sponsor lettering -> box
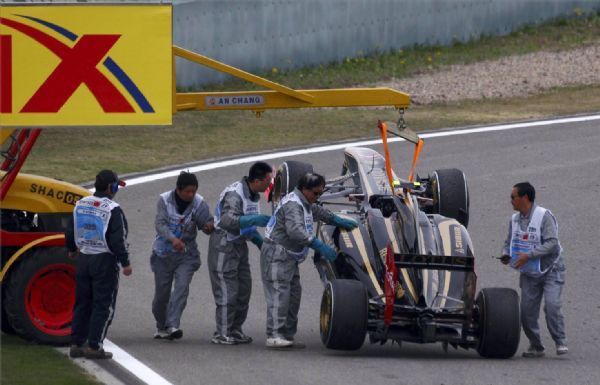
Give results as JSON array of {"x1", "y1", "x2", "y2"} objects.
[
  {"x1": 341, "y1": 231, "x2": 353, "y2": 248},
  {"x1": 454, "y1": 226, "x2": 463, "y2": 250}
]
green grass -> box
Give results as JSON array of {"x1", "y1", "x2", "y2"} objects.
[
  {"x1": 0, "y1": 334, "x2": 103, "y2": 385},
  {"x1": 22, "y1": 84, "x2": 600, "y2": 184},
  {"x1": 193, "y1": 10, "x2": 600, "y2": 91}
]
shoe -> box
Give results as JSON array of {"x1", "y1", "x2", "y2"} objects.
[
  {"x1": 211, "y1": 334, "x2": 237, "y2": 345},
  {"x1": 69, "y1": 345, "x2": 85, "y2": 358},
  {"x1": 84, "y1": 348, "x2": 113, "y2": 359},
  {"x1": 167, "y1": 327, "x2": 183, "y2": 340},
  {"x1": 230, "y1": 330, "x2": 253, "y2": 344},
  {"x1": 556, "y1": 345, "x2": 569, "y2": 355},
  {"x1": 153, "y1": 328, "x2": 170, "y2": 339},
  {"x1": 266, "y1": 336, "x2": 293, "y2": 348},
  {"x1": 522, "y1": 345, "x2": 545, "y2": 358}
]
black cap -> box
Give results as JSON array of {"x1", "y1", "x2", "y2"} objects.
[{"x1": 95, "y1": 169, "x2": 126, "y2": 191}]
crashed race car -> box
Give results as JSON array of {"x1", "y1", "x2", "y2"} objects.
[{"x1": 271, "y1": 121, "x2": 521, "y2": 358}]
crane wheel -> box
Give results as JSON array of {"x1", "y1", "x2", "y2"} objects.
[{"x1": 4, "y1": 247, "x2": 76, "y2": 345}]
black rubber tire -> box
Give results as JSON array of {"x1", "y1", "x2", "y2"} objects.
[
  {"x1": 1, "y1": 289, "x2": 16, "y2": 335},
  {"x1": 476, "y1": 287, "x2": 521, "y2": 358},
  {"x1": 4, "y1": 247, "x2": 76, "y2": 345},
  {"x1": 272, "y1": 160, "x2": 313, "y2": 208},
  {"x1": 430, "y1": 168, "x2": 470, "y2": 227},
  {"x1": 320, "y1": 279, "x2": 368, "y2": 350}
]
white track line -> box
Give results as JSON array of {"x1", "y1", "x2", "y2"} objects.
[
  {"x1": 106, "y1": 113, "x2": 600, "y2": 384},
  {"x1": 104, "y1": 339, "x2": 174, "y2": 385},
  {"x1": 123, "y1": 114, "x2": 600, "y2": 188}
]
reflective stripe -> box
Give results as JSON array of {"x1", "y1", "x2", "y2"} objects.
[
  {"x1": 74, "y1": 196, "x2": 119, "y2": 254},
  {"x1": 216, "y1": 249, "x2": 229, "y2": 336},
  {"x1": 99, "y1": 273, "x2": 119, "y2": 348}
]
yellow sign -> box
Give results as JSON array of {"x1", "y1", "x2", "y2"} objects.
[{"x1": 0, "y1": 4, "x2": 172, "y2": 126}]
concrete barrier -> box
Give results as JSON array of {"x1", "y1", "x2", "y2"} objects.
[{"x1": 180, "y1": 0, "x2": 596, "y2": 88}]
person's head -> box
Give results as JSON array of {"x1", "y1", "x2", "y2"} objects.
[
  {"x1": 511, "y1": 182, "x2": 535, "y2": 213},
  {"x1": 247, "y1": 162, "x2": 273, "y2": 193},
  {"x1": 298, "y1": 173, "x2": 326, "y2": 204},
  {"x1": 95, "y1": 169, "x2": 125, "y2": 197},
  {"x1": 176, "y1": 171, "x2": 198, "y2": 202}
]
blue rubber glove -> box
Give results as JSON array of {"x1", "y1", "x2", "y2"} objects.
[
  {"x1": 330, "y1": 215, "x2": 358, "y2": 231},
  {"x1": 249, "y1": 231, "x2": 264, "y2": 249},
  {"x1": 309, "y1": 238, "x2": 337, "y2": 261},
  {"x1": 239, "y1": 214, "x2": 271, "y2": 229}
]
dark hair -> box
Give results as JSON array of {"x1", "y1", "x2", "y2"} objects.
[
  {"x1": 513, "y1": 182, "x2": 535, "y2": 202},
  {"x1": 248, "y1": 162, "x2": 272, "y2": 182},
  {"x1": 177, "y1": 171, "x2": 198, "y2": 190},
  {"x1": 297, "y1": 172, "x2": 326, "y2": 190},
  {"x1": 95, "y1": 169, "x2": 118, "y2": 191}
]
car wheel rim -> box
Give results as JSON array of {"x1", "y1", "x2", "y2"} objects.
[
  {"x1": 25, "y1": 264, "x2": 75, "y2": 336},
  {"x1": 320, "y1": 286, "x2": 332, "y2": 337}
]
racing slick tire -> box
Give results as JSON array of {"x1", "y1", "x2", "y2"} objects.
[
  {"x1": 4, "y1": 247, "x2": 76, "y2": 345},
  {"x1": 430, "y1": 168, "x2": 469, "y2": 227},
  {"x1": 476, "y1": 287, "x2": 520, "y2": 358},
  {"x1": 320, "y1": 279, "x2": 367, "y2": 350},
  {"x1": 272, "y1": 160, "x2": 313, "y2": 207}
]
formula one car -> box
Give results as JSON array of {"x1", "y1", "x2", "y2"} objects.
[{"x1": 271, "y1": 121, "x2": 520, "y2": 358}]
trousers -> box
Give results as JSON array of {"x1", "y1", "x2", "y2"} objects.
[
  {"x1": 208, "y1": 231, "x2": 252, "y2": 336},
  {"x1": 520, "y1": 268, "x2": 567, "y2": 349},
  {"x1": 71, "y1": 253, "x2": 119, "y2": 350},
  {"x1": 260, "y1": 241, "x2": 301, "y2": 339},
  {"x1": 151, "y1": 252, "x2": 200, "y2": 329}
]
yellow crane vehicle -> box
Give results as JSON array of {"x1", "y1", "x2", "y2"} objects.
[{"x1": 0, "y1": 3, "x2": 410, "y2": 345}]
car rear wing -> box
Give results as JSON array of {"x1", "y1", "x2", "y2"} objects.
[{"x1": 394, "y1": 253, "x2": 474, "y2": 272}]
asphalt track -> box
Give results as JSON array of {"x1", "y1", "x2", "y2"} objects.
[{"x1": 99, "y1": 116, "x2": 600, "y2": 385}]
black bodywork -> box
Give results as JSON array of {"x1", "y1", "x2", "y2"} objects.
[{"x1": 291, "y1": 146, "x2": 520, "y2": 357}]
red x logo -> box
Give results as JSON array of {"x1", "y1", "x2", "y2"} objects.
[{"x1": 0, "y1": 17, "x2": 134, "y2": 113}]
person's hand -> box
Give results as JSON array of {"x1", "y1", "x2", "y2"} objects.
[
  {"x1": 250, "y1": 231, "x2": 263, "y2": 250},
  {"x1": 122, "y1": 265, "x2": 133, "y2": 276},
  {"x1": 202, "y1": 223, "x2": 214, "y2": 235},
  {"x1": 500, "y1": 255, "x2": 511, "y2": 265},
  {"x1": 309, "y1": 238, "x2": 337, "y2": 262},
  {"x1": 514, "y1": 252, "x2": 530, "y2": 269},
  {"x1": 239, "y1": 214, "x2": 271, "y2": 229},
  {"x1": 171, "y1": 238, "x2": 185, "y2": 252},
  {"x1": 67, "y1": 250, "x2": 79, "y2": 260},
  {"x1": 331, "y1": 215, "x2": 358, "y2": 231}
]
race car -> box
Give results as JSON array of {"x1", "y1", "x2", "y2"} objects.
[{"x1": 271, "y1": 121, "x2": 521, "y2": 358}]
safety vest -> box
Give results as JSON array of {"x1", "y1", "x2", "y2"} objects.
[
  {"x1": 153, "y1": 191, "x2": 205, "y2": 256},
  {"x1": 214, "y1": 181, "x2": 259, "y2": 241},
  {"x1": 265, "y1": 191, "x2": 313, "y2": 262},
  {"x1": 74, "y1": 196, "x2": 119, "y2": 254},
  {"x1": 510, "y1": 206, "x2": 561, "y2": 276}
]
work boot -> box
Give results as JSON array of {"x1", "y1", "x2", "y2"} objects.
[
  {"x1": 230, "y1": 329, "x2": 253, "y2": 344},
  {"x1": 69, "y1": 345, "x2": 85, "y2": 358},
  {"x1": 167, "y1": 327, "x2": 183, "y2": 340},
  {"x1": 84, "y1": 348, "x2": 113, "y2": 359},
  {"x1": 522, "y1": 345, "x2": 545, "y2": 358}
]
